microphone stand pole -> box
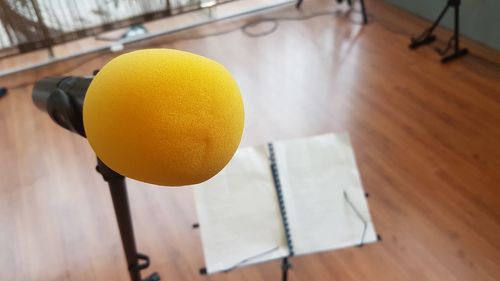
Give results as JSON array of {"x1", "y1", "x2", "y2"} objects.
[{"x1": 96, "y1": 159, "x2": 161, "y2": 281}]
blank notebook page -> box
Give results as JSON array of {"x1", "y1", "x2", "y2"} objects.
[
  {"x1": 193, "y1": 145, "x2": 289, "y2": 274},
  {"x1": 274, "y1": 133, "x2": 378, "y2": 255}
]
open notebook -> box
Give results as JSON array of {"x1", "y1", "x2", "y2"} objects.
[{"x1": 193, "y1": 133, "x2": 378, "y2": 274}]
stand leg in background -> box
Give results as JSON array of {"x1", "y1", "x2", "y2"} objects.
[
  {"x1": 409, "y1": 0, "x2": 468, "y2": 62},
  {"x1": 409, "y1": 2, "x2": 449, "y2": 49},
  {"x1": 359, "y1": 0, "x2": 368, "y2": 24},
  {"x1": 281, "y1": 258, "x2": 292, "y2": 281},
  {"x1": 0, "y1": 87, "x2": 7, "y2": 98},
  {"x1": 344, "y1": 0, "x2": 369, "y2": 25},
  {"x1": 297, "y1": 0, "x2": 369, "y2": 25},
  {"x1": 440, "y1": 0, "x2": 468, "y2": 63}
]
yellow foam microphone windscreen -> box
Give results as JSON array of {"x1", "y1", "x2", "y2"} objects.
[{"x1": 83, "y1": 49, "x2": 244, "y2": 186}]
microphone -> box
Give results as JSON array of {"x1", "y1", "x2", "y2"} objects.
[{"x1": 33, "y1": 49, "x2": 245, "y2": 186}]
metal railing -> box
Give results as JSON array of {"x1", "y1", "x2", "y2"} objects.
[{"x1": 0, "y1": 0, "x2": 235, "y2": 57}]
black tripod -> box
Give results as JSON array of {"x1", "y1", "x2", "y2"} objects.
[
  {"x1": 409, "y1": 0, "x2": 468, "y2": 63},
  {"x1": 96, "y1": 159, "x2": 161, "y2": 281}
]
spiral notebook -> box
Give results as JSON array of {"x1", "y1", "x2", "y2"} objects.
[{"x1": 193, "y1": 133, "x2": 378, "y2": 274}]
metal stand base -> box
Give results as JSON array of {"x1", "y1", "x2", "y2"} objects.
[
  {"x1": 409, "y1": 0, "x2": 468, "y2": 63},
  {"x1": 96, "y1": 159, "x2": 161, "y2": 281},
  {"x1": 409, "y1": 35, "x2": 436, "y2": 49},
  {"x1": 441, "y1": 48, "x2": 468, "y2": 63}
]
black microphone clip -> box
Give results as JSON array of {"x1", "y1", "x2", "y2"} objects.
[{"x1": 33, "y1": 76, "x2": 93, "y2": 137}]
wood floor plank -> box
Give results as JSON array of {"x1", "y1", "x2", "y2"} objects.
[{"x1": 1, "y1": 0, "x2": 499, "y2": 280}]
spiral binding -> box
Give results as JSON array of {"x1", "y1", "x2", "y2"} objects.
[{"x1": 267, "y1": 143, "x2": 294, "y2": 256}]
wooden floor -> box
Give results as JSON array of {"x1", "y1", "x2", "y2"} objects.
[{"x1": 1, "y1": 0, "x2": 500, "y2": 280}]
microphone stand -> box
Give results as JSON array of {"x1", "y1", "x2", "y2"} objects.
[
  {"x1": 96, "y1": 159, "x2": 161, "y2": 281},
  {"x1": 32, "y1": 78, "x2": 160, "y2": 281},
  {"x1": 409, "y1": 0, "x2": 468, "y2": 63}
]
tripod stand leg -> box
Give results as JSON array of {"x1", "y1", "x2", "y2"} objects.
[
  {"x1": 441, "y1": 48, "x2": 468, "y2": 63},
  {"x1": 436, "y1": 0, "x2": 468, "y2": 63},
  {"x1": 107, "y1": 176, "x2": 142, "y2": 281},
  {"x1": 97, "y1": 160, "x2": 160, "y2": 281},
  {"x1": 359, "y1": 0, "x2": 368, "y2": 24},
  {"x1": 0, "y1": 87, "x2": 7, "y2": 98},
  {"x1": 454, "y1": 0, "x2": 460, "y2": 51},
  {"x1": 409, "y1": 1, "x2": 450, "y2": 49}
]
